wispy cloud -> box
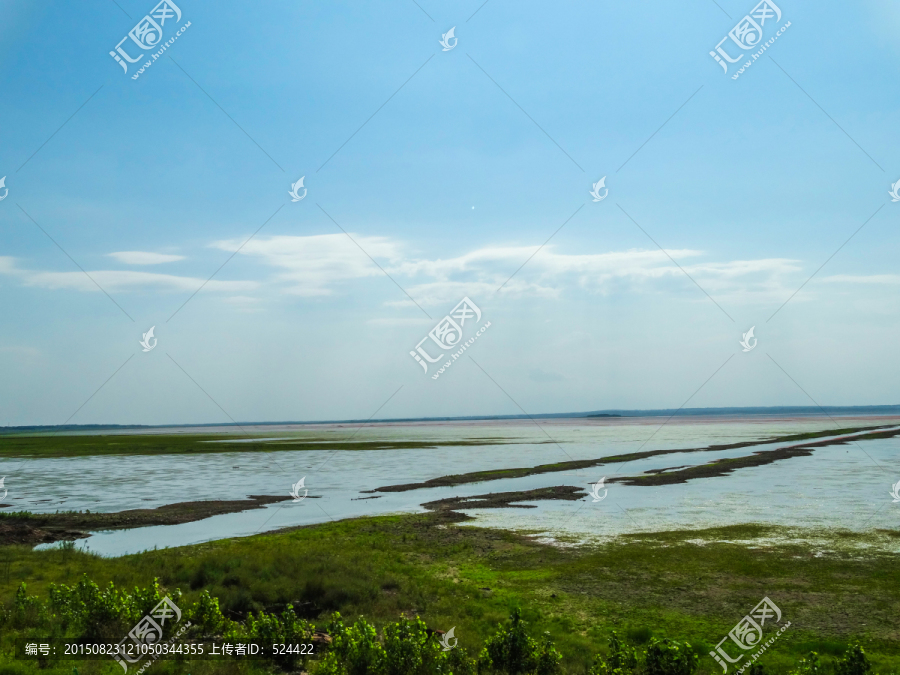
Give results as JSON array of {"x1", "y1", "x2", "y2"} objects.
[
  {"x1": 820, "y1": 274, "x2": 900, "y2": 285},
  {"x1": 107, "y1": 251, "x2": 186, "y2": 265},
  {"x1": 0, "y1": 256, "x2": 256, "y2": 293},
  {"x1": 211, "y1": 233, "x2": 403, "y2": 297},
  {"x1": 387, "y1": 247, "x2": 803, "y2": 306},
  {"x1": 209, "y1": 235, "x2": 807, "y2": 307},
  {"x1": 0, "y1": 236, "x2": 866, "y2": 310}
]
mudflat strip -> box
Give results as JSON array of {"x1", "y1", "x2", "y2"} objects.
[
  {"x1": 421, "y1": 486, "x2": 586, "y2": 522},
  {"x1": 371, "y1": 425, "x2": 900, "y2": 493},
  {"x1": 611, "y1": 426, "x2": 900, "y2": 486},
  {"x1": 0, "y1": 495, "x2": 294, "y2": 546}
]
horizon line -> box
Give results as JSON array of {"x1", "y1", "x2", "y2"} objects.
[{"x1": 3, "y1": 404, "x2": 900, "y2": 434}]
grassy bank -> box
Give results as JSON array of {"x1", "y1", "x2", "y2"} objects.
[
  {"x1": 0, "y1": 434, "x2": 520, "y2": 459},
  {"x1": 0, "y1": 495, "x2": 293, "y2": 546},
  {"x1": 1, "y1": 513, "x2": 898, "y2": 673}
]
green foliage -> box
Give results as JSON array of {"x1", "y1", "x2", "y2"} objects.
[
  {"x1": 835, "y1": 644, "x2": 872, "y2": 675},
  {"x1": 311, "y1": 612, "x2": 477, "y2": 675},
  {"x1": 188, "y1": 589, "x2": 227, "y2": 634},
  {"x1": 532, "y1": 632, "x2": 562, "y2": 675},
  {"x1": 226, "y1": 604, "x2": 313, "y2": 669},
  {"x1": 45, "y1": 575, "x2": 178, "y2": 640},
  {"x1": 0, "y1": 564, "x2": 896, "y2": 675},
  {"x1": 789, "y1": 652, "x2": 823, "y2": 675},
  {"x1": 590, "y1": 632, "x2": 639, "y2": 675},
  {"x1": 382, "y1": 616, "x2": 465, "y2": 675},
  {"x1": 5, "y1": 509, "x2": 899, "y2": 674},
  {"x1": 315, "y1": 613, "x2": 386, "y2": 675},
  {"x1": 590, "y1": 635, "x2": 699, "y2": 675},
  {"x1": 446, "y1": 646, "x2": 478, "y2": 675},
  {"x1": 478, "y1": 608, "x2": 560, "y2": 675},
  {"x1": 643, "y1": 638, "x2": 698, "y2": 675},
  {"x1": 5, "y1": 583, "x2": 48, "y2": 629}
]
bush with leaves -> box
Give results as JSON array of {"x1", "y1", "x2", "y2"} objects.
[
  {"x1": 46, "y1": 575, "x2": 179, "y2": 641},
  {"x1": 4, "y1": 583, "x2": 48, "y2": 630},
  {"x1": 311, "y1": 613, "x2": 475, "y2": 675},
  {"x1": 224, "y1": 603, "x2": 313, "y2": 670},
  {"x1": 477, "y1": 608, "x2": 561, "y2": 675},
  {"x1": 384, "y1": 615, "x2": 475, "y2": 675},
  {"x1": 643, "y1": 638, "x2": 698, "y2": 675},
  {"x1": 532, "y1": 631, "x2": 562, "y2": 675},
  {"x1": 314, "y1": 613, "x2": 386, "y2": 675},
  {"x1": 446, "y1": 644, "x2": 478, "y2": 675},
  {"x1": 788, "y1": 652, "x2": 823, "y2": 675},
  {"x1": 590, "y1": 631, "x2": 640, "y2": 675},
  {"x1": 188, "y1": 589, "x2": 228, "y2": 634},
  {"x1": 835, "y1": 644, "x2": 871, "y2": 675}
]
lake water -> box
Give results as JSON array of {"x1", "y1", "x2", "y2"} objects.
[{"x1": 3, "y1": 414, "x2": 899, "y2": 556}]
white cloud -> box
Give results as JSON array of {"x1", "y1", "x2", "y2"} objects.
[
  {"x1": 4, "y1": 234, "x2": 885, "y2": 311},
  {"x1": 391, "y1": 245, "x2": 704, "y2": 281},
  {"x1": 26, "y1": 270, "x2": 256, "y2": 293},
  {"x1": 108, "y1": 251, "x2": 185, "y2": 265},
  {"x1": 820, "y1": 274, "x2": 900, "y2": 284},
  {"x1": 204, "y1": 232, "x2": 811, "y2": 309},
  {"x1": 0, "y1": 256, "x2": 18, "y2": 275},
  {"x1": 388, "y1": 247, "x2": 802, "y2": 306},
  {"x1": 0, "y1": 257, "x2": 257, "y2": 294},
  {"x1": 211, "y1": 233, "x2": 402, "y2": 297},
  {"x1": 203, "y1": 234, "x2": 810, "y2": 306}
]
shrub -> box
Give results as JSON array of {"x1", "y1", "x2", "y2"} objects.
[
  {"x1": 478, "y1": 608, "x2": 560, "y2": 675},
  {"x1": 789, "y1": 652, "x2": 823, "y2": 675},
  {"x1": 314, "y1": 612, "x2": 386, "y2": 675},
  {"x1": 311, "y1": 613, "x2": 475, "y2": 675},
  {"x1": 7, "y1": 583, "x2": 48, "y2": 629},
  {"x1": 590, "y1": 632, "x2": 639, "y2": 675},
  {"x1": 532, "y1": 632, "x2": 562, "y2": 675},
  {"x1": 835, "y1": 644, "x2": 871, "y2": 675},
  {"x1": 188, "y1": 590, "x2": 226, "y2": 634},
  {"x1": 644, "y1": 638, "x2": 698, "y2": 675},
  {"x1": 225, "y1": 603, "x2": 312, "y2": 670},
  {"x1": 44, "y1": 576, "x2": 181, "y2": 642},
  {"x1": 447, "y1": 645, "x2": 478, "y2": 675},
  {"x1": 48, "y1": 576, "x2": 150, "y2": 640},
  {"x1": 382, "y1": 616, "x2": 452, "y2": 675}
]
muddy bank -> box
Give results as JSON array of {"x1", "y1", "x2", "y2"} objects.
[
  {"x1": 612, "y1": 427, "x2": 900, "y2": 486},
  {"x1": 372, "y1": 425, "x2": 900, "y2": 493},
  {"x1": 422, "y1": 486, "x2": 585, "y2": 522},
  {"x1": 0, "y1": 495, "x2": 293, "y2": 547},
  {"x1": 609, "y1": 445, "x2": 816, "y2": 485}
]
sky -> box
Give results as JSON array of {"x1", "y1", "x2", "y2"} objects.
[{"x1": 1, "y1": 0, "x2": 899, "y2": 426}]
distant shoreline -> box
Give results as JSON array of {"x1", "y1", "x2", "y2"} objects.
[{"x1": 3, "y1": 404, "x2": 900, "y2": 435}]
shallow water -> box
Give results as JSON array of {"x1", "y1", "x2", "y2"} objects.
[{"x1": 3, "y1": 414, "x2": 898, "y2": 556}]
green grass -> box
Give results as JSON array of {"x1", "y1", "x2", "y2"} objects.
[
  {"x1": 0, "y1": 515, "x2": 898, "y2": 673},
  {"x1": 0, "y1": 433, "x2": 518, "y2": 459},
  {"x1": 1, "y1": 422, "x2": 891, "y2": 464}
]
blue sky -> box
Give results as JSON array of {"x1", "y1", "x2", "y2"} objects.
[{"x1": 1, "y1": 0, "x2": 898, "y2": 426}]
